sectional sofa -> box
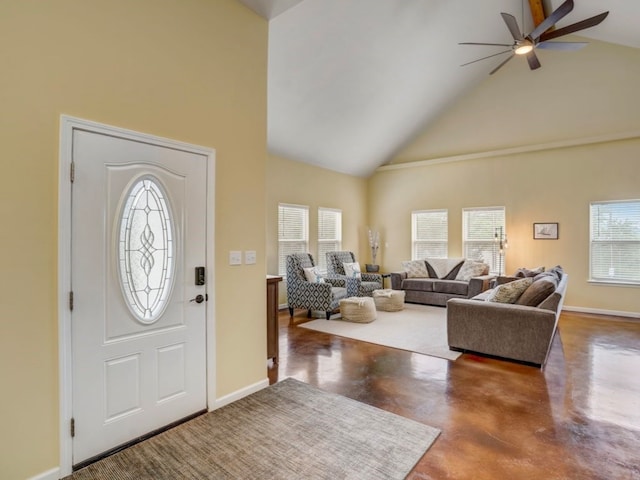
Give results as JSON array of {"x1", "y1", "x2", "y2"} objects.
[{"x1": 447, "y1": 266, "x2": 568, "y2": 367}]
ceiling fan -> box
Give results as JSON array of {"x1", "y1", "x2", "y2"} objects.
[{"x1": 460, "y1": 0, "x2": 609, "y2": 74}]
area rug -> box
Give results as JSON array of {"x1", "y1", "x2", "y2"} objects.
[
  {"x1": 67, "y1": 378, "x2": 440, "y2": 480},
  {"x1": 301, "y1": 303, "x2": 461, "y2": 361}
]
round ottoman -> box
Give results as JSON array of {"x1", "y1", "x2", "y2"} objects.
[
  {"x1": 372, "y1": 289, "x2": 405, "y2": 312},
  {"x1": 339, "y1": 297, "x2": 377, "y2": 323}
]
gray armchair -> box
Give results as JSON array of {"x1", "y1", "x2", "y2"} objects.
[
  {"x1": 326, "y1": 251, "x2": 382, "y2": 297},
  {"x1": 286, "y1": 253, "x2": 348, "y2": 320}
]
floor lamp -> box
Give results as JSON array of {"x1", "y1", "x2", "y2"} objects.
[{"x1": 494, "y1": 226, "x2": 508, "y2": 275}]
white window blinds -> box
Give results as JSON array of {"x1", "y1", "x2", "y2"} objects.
[
  {"x1": 463, "y1": 207, "x2": 505, "y2": 274},
  {"x1": 278, "y1": 204, "x2": 309, "y2": 276},
  {"x1": 317, "y1": 207, "x2": 342, "y2": 270},
  {"x1": 590, "y1": 200, "x2": 640, "y2": 284},
  {"x1": 412, "y1": 210, "x2": 448, "y2": 259}
]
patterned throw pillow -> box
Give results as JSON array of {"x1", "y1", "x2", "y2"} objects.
[
  {"x1": 401, "y1": 260, "x2": 429, "y2": 278},
  {"x1": 303, "y1": 267, "x2": 325, "y2": 283},
  {"x1": 486, "y1": 277, "x2": 533, "y2": 304},
  {"x1": 343, "y1": 262, "x2": 362, "y2": 279},
  {"x1": 455, "y1": 260, "x2": 489, "y2": 281}
]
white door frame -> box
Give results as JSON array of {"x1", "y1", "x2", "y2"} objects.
[{"x1": 57, "y1": 115, "x2": 216, "y2": 476}]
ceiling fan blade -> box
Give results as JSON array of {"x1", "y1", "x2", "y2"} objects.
[
  {"x1": 526, "y1": 50, "x2": 541, "y2": 70},
  {"x1": 528, "y1": 0, "x2": 574, "y2": 40},
  {"x1": 539, "y1": 11, "x2": 609, "y2": 42},
  {"x1": 501, "y1": 12, "x2": 523, "y2": 40},
  {"x1": 461, "y1": 50, "x2": 513, "y2": 67},
  {"x1": 459, "y1": 42, "x2": 513, "y2": 47},
  {"x1": 537, "y1": 41, "x2": 587, "y2": 51},
  {"x1": 490, "y1": 54, "x2": 515, "y2": 75}
]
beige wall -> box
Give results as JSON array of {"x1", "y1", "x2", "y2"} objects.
[
  {"x1": 0, "y1": 1, "x2": 267, "y2": 478},
  {"x1": 266, "y1": 154, "x2": 368, "y2": 304},
  {"x1": 370, "y1": 147, "x2": 640, "y2": 317}
]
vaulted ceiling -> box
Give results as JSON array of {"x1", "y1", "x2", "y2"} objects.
[{"x1": 238, "y1": 0, "x2": 640, "y2": 176}]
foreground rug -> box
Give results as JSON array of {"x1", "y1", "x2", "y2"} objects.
[
  {"x1": 68, "y1": 378, "x2": 439, "y2": 480},
  {"x1": 301, "y1": 303, "x2": 462, "y2": 361}
]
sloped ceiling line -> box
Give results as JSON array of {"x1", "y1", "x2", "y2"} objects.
[{"x1": 378, "y1": 130, "x2": 640, "y2": 172}]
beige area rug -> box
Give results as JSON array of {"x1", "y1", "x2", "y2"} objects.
[
  {"x1": 301, "y1": 303, "x2": 462, "y2": 361},
  {"x1": 67, "y1": 378, "x2": 439, "y2": 480}
]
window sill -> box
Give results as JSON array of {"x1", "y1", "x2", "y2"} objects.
[{"x1": 588, "y1": 279, "x2": 640, "y2": 288}]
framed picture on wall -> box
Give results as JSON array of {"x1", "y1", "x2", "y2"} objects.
[{"x1": 533, "y1": 223, "x2": 559, "y2": 240}]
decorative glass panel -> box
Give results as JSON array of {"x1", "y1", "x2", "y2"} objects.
[{"x1": 117, "y1": 176, "x2": 175, "y2": 323}]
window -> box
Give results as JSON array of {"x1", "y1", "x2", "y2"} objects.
[
  {"x1": 278, "y1": 204, "x2": 309, "y2": 276},
  {"x1": 412, "y1": 210, "x2": 448, "y2": 259},
  {"x1": 117, "y1": 176, "x2": 174, "y2": 323},
  {"x1": 590, "y1": 200, "x2": 640, "y2": 284},
  {"x1": 462, "y1": 207, "x2": 505, "y2": 274},
  {"x1": 317, "y1": 207, "x2": 342, "y2": 270}
]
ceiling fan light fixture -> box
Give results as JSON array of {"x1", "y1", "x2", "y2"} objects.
[{"x1": 514, "y1": 43, "x2": 533, "y2": 55}]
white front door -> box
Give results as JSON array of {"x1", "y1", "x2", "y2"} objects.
[{"x1": 70, "y1": 128, "x2": 209, "y2": 464}]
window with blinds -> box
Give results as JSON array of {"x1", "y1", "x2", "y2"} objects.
[
  {"x1": 412, "y1": 210, "x2": 448, "y2": 259},
  {"x1": 462, "y1": 207, "x2": 505, "y2": 274},
  {"x1": 278, "y1": 204, "x2": 309, "y2": 276},
  {"x1": 317, "y1": 207, "x2": 342, "y2": 270},
  {"x1": 590, "y1": 200, "x2": 640, "y2": 284}
]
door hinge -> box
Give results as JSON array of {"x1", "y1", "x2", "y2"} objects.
[
  {"x1": 69, "y1": 291, "x2": 74, "y2": 311},
  {"x1": 70, "y1": 417, "x2": 75, "y2": 438},
  {"x1": 70, "y1": 162, "x2": 75, "y2": 183}
]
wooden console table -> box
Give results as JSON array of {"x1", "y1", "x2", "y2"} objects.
[{"x1": 266, "y1": 275, "x2": 283, "y2": 363}]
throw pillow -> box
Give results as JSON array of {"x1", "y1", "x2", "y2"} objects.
[
  {"x1": 303, "y1": 266, "x2": 325, "y2": 283},
  {"x1": 548, "y1": 265, "x2": 564, "y2": 280},
  {"x1": 426, "y1": 257, "x2": 464, "y2": 279},
  {"x1": 343, "y1": 262, "x2": 362, "y2": 279},
  {"x1": 515, "y1": 277, "x2": 557, "y2": 307},
  {"x1": 486, "y1": 277, "x2": 533, "y2": 304},
  {"x1": 514, "y1": 266, "x2": 545, "y2": 278},
  {"x1": 401, "y1": 260, "x2": 429, "y2": 278},
  {"x1": 456, "y1": 260, "x2": 489, "y2": 281},
  {"x1": 534, "y1": 265, "x2": 564, "y2": 283}
]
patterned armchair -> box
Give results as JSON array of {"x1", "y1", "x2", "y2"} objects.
[
  {"x1": 326, "y1": 251, "x2": 383, "y2": 297},
  {"x1": 286, "y1": 253, "x2": 348, "y2": 320}
]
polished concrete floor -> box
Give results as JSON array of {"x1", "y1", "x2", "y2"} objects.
[{"x1": 269, "y1": 309, "x2": 640, "y2": 480}]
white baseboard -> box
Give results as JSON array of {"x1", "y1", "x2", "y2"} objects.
[
  {"x1": 210, "y1": 377, "x2": 269, "y2": 410},
  {"x1": 563, "y1": 305, "x2": 640, "y2": 320},
  {"x1": 27, "y1": 467, "x2": 60, "y2": 480}
]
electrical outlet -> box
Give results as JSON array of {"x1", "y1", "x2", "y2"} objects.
[
  {"x1": 229, "y1": 250, "x2": 242, "y2": 265},
  {"x1": 245, "y1": 250, "x2": 257, "y2": 265}
]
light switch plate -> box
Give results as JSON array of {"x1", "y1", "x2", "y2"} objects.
[
  {"x1": 229, "y1": 250, "x2": 242, "y2": 265},
  {"x1": 245, "y1": 250, "x2": 257, "y2": 265}
]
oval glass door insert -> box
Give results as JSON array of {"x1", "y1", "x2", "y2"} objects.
[{"x1": 117, "y1": 175, "x2": 175, "y2": 323}]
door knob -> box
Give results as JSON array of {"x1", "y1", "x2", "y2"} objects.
[{"x1": 190, "y1": 294, "x2": 205, "y2": 304}]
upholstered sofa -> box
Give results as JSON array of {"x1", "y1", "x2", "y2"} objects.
[
  {"x1": 390, "y1": 258, "x2": 494, "y2": 307},
  {"x1": 447, "y1": 266, "x2": 568, "y2": 367}
]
